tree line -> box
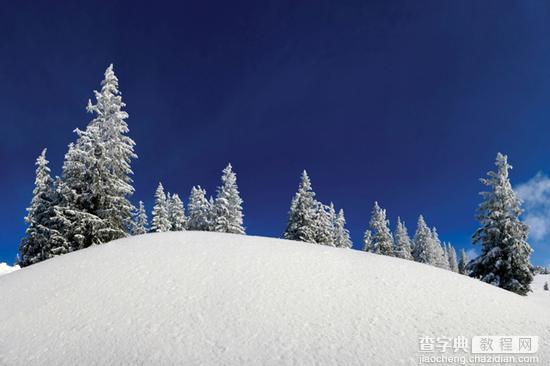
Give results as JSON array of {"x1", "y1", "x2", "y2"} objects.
[{"x1": 18, "y1": 65, "x2": 534, "y2": 296}]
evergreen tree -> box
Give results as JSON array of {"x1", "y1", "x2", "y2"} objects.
[
  {"x1": 168, "y1": 193, "x2": 186, "y2": 231},
  {"x1": 362, "y1": 230, "x2": 372, "y2": 252},
  {"x1": 151, "y1": 183, "x2": 171, "y2": 232},
  {"x1": 59, "y1": 64, "x2": 136, "y2": 249},
  {"x1": 393, "y1": 217, "x2": 413, "y2": 260},
  {"x1": 187, "y1": 186, "x2": 212, "y2": 231},
  {"x1": 314, "y1": 202, "x2": 335, "y2": 246},
  {"x1": 18, "y1": 149, "x2": 69, "y2": 266},
  {"x1": 207, "y1": 196, "x2": 216, "y2": 231},
  {"x1": 412, "y1": 215, "x2": 437, "y2": 265},
  {"x1": 131, "y1": 201, "x2": 148, "y2": 235},
  {"x1": 469, "y1": 153, "x2": 533, "y2": 295},
  {"x1": 458, "y1": 248, "x2": 469, "y2": 275},
  {"x1": 213, "y1": 163, "x2": 245, "y2": 234},
  {"x1": 432, "y1": 228, "x2": 450, "y2": 270},
  {"x1": 447, "y1": 243, "x2": 458, "y2": 272},
  {"x1": 284, "y1": 171, "x2": 318, "y2": 243},
  {"x1": 334, "y1": 208, "x2": 353, "y2": 249},
  {"x1": 369, "y1": 201, "x2": 393, "y2": 256}
]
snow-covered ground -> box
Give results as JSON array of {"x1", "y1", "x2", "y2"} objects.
[
  {"x1": 530, "y1": 273, "x2": 550, "y2": 307},
  {"x1": 1, "y1": 232, "x2": 549, "y2": 365},
  {"x1": 0, "y1": 262, "x2": 19, "y2": 277}
]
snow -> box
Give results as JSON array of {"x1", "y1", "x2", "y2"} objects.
[
  {"x1": 0, "y1": 262, "x2": 19, "y2": 277},
  {"x1": 1, "y1": 232, "x2": 549, "y2": 365},
  {"x1": 530, "y1": 274, "x2": 550, "y2": 307}
]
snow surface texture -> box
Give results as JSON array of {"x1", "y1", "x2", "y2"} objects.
[
  {"x1": 531, "y1": 274, "x2": 550, "y2": 307},
  {"x1": 1, "y1": 232, "x2": 549, "y2": 365},
  {"x1": 0, "y1": 262, "x2": 19, "y2": 277}
]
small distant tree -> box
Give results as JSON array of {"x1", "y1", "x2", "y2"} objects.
[
  {"x1": 213, "y1": 163, "x2": 245, "y2": 234},
  {"x1": 393, "y1": 217, "x2": 413, "y2": 260},
  {"x1": 412, "y1": 215, "x2": 437, "y2": 265},
  {"x1": 168, "y1": 193, "x2": 186, "y2": 231},
  {"x1": 369, "y1": 202, "x2": 393, "y2": 256},
  {"x1": 151, "y1": 183, "x2": 171, "y2": 232},
  {"x1": 284, "y1": 171, "x2": 318, "y2": 243},
  {"x1": 131, "y1": 201, "x2": 148, "y2": 235},
  {"x1": 187, "y1": 186, "x2": 212, "y2": 231},
  {"x1": 469, "y1": 153, "x2": 533, "y2": 295},
  {"x1": 458, "y1": 248, "x2": 469, "y2": 275},
  {"x1": 432, "y1": 228, "x2": 449, "y2": 270},
  {"x1": 334, "y1": 208, "x2": 352, "y2": 249},
  {"x1": 447, "y1": 243, "x2": 458, "y2": 272},
  {"x1": 362, "y1": 230, "x2": 372, "y2": 252},
  {"x1": 314, "y1": 202, "x2": 335, "y2": 246}
]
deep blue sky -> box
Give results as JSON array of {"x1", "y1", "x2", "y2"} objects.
[{"x1": 1, "y1": 1, "x2": 550, "y2": 265}]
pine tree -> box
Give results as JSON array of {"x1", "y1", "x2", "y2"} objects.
[
  {"x1": 187, "y1": 186, "x2": 212, "y2": 231},
  {"x1": 362, "y1": 230, "x2": 372, "y2": 252},
  {"x1": 314, "y1": 202, "x2": 335, "y2": 246},
  {"x1": 58, "y1": 64, "x2": 136, "y2": 250},
  {"x1": 469, "y1": 153, "x2": 533, "y2": 295},
  {"x1": 207, "y1": 196, "x2": 216, "y2": 231},
  {"x1": 151, "y1": 183, "x2": 171, "y2": 232},
  {"x1": 458, "y1": 248, "x2": 469, "y2": 275},
  {"x1": 131, "y1": 201, "x2": 148, "y2": 235},
  {"x1": 447, "y1": 243, "x2": 458, "y2": 272},
  {"x1": 393, "y1": 217, "x2": 413, "y2": 260},
  {"x1": 284, "y1": 171, "x2": 318, "y2": 243},
  {"x1": 18, "y1": 149, "x2": 69, "y2": 266},
  {"x1": 168, "y1": 193, "x2": 186, "y2": 231},
  {"x1": 334, "y1": 208, "x2": 353, "y2": 249},
  {"x1": 213, "y1": 163, "x2": 245, "y2": 234},
  {"x1": 369, "y1": 202, "x2": 393, "y2": 256},
  {"x1": 432, "y1": 228, "x2": 449, "y2": 270},
  {"x1": 412, "y1": 215, "x2": 437, "y2": 265}
]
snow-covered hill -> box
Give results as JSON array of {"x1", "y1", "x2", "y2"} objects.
[{"x1": 1, "y1": 232, "x2": 549, "y2": 365}]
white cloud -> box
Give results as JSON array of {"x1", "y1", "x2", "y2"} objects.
[
  {"x1": 0, "y1": 262, "x2": 19, "y2": 276},
  {"x1": 515, "y1": 172, "x2": 550, "y2": 242}
]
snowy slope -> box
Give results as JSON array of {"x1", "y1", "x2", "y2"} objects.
[
  {"x1": 530, "y1": 274, "x2": 550, "y2": 307},
  {"x1": 1, "y1": 232, "x2": 549, "y2": 365},
  {"x1": 0, "y1": 262, "x2": 19, "y2": 277}
]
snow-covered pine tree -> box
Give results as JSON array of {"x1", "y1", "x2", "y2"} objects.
[
  {"x1": 168, "y1": 193, "x2": 186, "y2": 231},
  {"x1": 314, "y1": 202, "x2": 335, "y2": 246},
  {"x1": 432, "y1": 227, "x2": 450, "y2": 270},
  {"x1": 187, "y1": 186, "x2": 212, "y2": 231},
  {"x1": 151, "y1": 183, "x2": 171, "y2": 232},
  {"x1": 87, "y1": 64, "x2": 137, "y2": 233},
  {"x1": 213, "y1": 163, "x2": 245, "y2": 234},
  {"x1": 412, "y1": 215, "x2": 437, "y2": 265},
  {"x1": 334, "y1": 208, "x2": 353, "y2": 249},
  {"x1": 207, "y1": 196, "x2": 216, "y2": 231},
  {"x1": 469, "y1": 153, "x2": 533, "y2": 295},
  {"x1": 393, "y1": 217, "x2": 413, "y2": 260},
  {"x1": 18, "y1": 149, "x2": 69, "y2": 267},
  {"x1": 369, "y1": 201, "x2": 393, "y2": 256},
  {"x1": 58, "y1": 64, "x2": 136, "y2": 250},
  {"x1": 131, "y1": 201, "x2": 148, "y2": 235},
  {"x1": 284, "y1": 170, "x2": 318, "y2": 243},
  {"x1": 458, "y1": 248, "x2": 469, "y2": 275},
  {"x1": 447, "y1": 243, "x2": 458, "y2": 272},
  {"x1": 59, "y1": 123, "x2": 110, "y2": 249},
  {"x1": 362, "y1": 230, "x2": 372, "y2": 252}
]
